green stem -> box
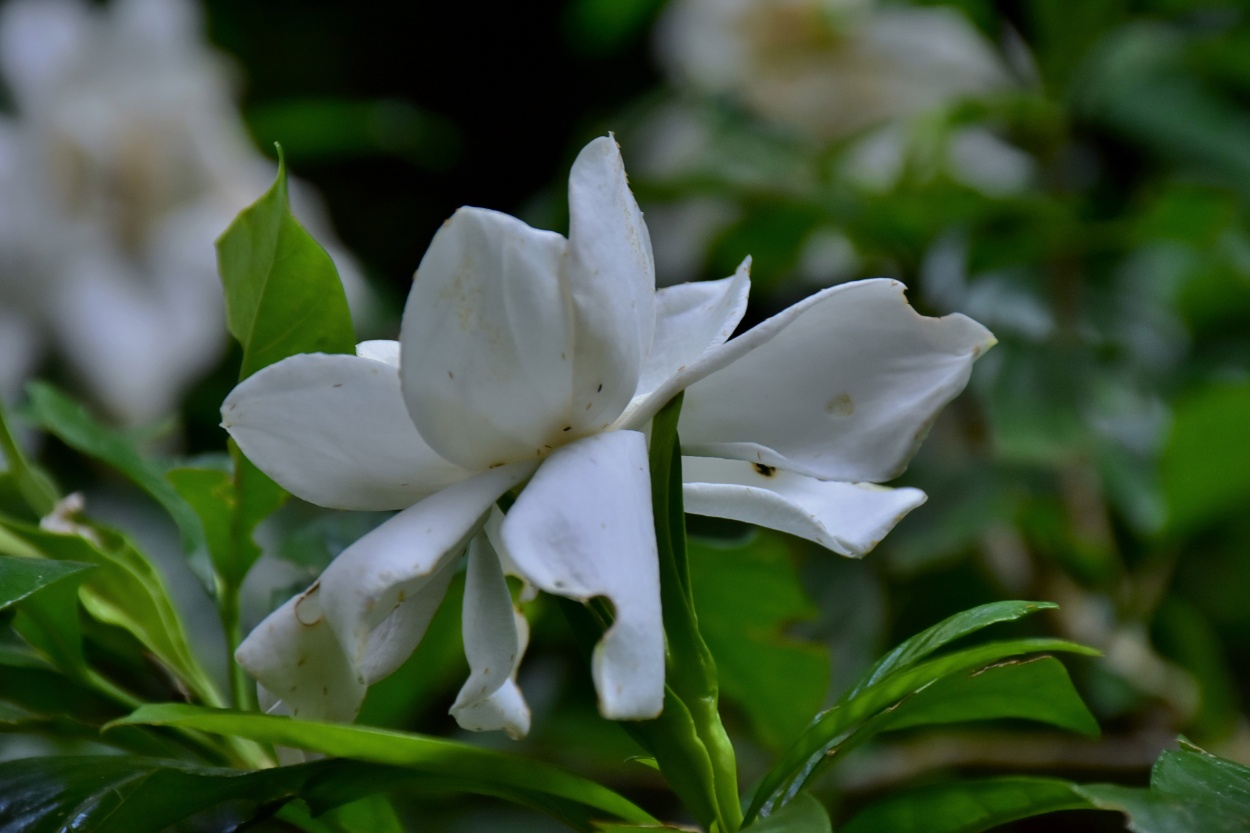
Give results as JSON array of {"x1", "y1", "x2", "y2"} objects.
[
  {"x1": 648, "y1": 394, "x2": 743, "y2": 832},
  {"x1": 219, "y1": 581, "x2": 256, "y2": 714}
]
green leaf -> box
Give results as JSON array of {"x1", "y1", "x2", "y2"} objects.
[
  {"x1": 228, "y1": 443, "x2": 287, "y2": 584},
  {"x1": 10, "y1": 570, "x2": 92, "y2": 679},
  {"x1": 0, "y1": 755, "x2": 393, "y2": 833},
  {"x1": 321, "y1": 795, "x2": 405, "y2": 833},
  {"x1": 841, "y1": 777, "x2": 1092, "y2": 833},
  {"x1": 1077, "y1": 741, "x2": 1250, "y2": 833},
  {"x1": 883, "y1": 656, "x2": 1100, "y2": 736},
  {"x1": 747, "y1": 638, "x2": 1098, "y2": 822},
  {"x1": 112, "y1": 704, "x2": 658, "y2": 827},
  {"x1": 0, "y1": 555, "x2": 93, "y2": 611},
  {"x1": 1161, "y1": 382, "x2": 1250, "y2": 535},
  {"x1": 216, "y1": 145, "x2": 355, "y2": 382},
  {"x1": 0, "y1": 519, "x2": 221, "y2": 707},
  {"x1": 0, "y1": 396, "x2": 58, "y2": 517},
  {"x1": 24, "y1": 383, "x2": 213, "y2": 588},
  {"x1": 849, "y1": 600, "x2": 1059, "y2": 698},
  {"x1": 748, "y1": 794, "x2": 830, "y2": 833},
  {"x1": 688, "y1": 534, "x2": 828, "y2": 751}
]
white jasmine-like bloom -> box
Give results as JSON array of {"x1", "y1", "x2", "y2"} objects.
[
  {"x1": 0, "y1": 0, "x2": 364, "y2": 423},
  {"x1": 656, "y1": 0, "x2": 1012, "y2": 141},
  {"x1": 225, "y1": 137, "x2": 993, "y2": 735}
]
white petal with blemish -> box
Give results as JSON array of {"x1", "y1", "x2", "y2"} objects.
[
  {"x1": 632, "y1": 257, "x2": 751, "y2": 404},
  {"x1": 682, "y1": 456, "x2": 927, "y2": 556},
  {"x1": 316, "y1": 462, "x2": 536, "y2": 684},
  {"x1": 400, "y1": 207, "x2": 574, "y2": 471},
  {"x1": 563, "y1": 136, "x2": 657, "y2": 434},
  {"x1": 451, "y1": 531, "x2": 531, "y2": 738},
  {"x1": 234, "y1": 586, "x2": 366, "y2": 723},
  {"x1": 498, "y1": 430, "x2": 663, "y2": 720},
  {"x1": 677, "y1": 279, "x2": 995, "y2": 482},
  {"x1": 222, "y1": 353, "x2": 473, "y2": 511}
]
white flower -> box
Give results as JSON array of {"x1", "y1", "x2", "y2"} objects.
[
  {"x1": 225, "y1": 136, "x2": 993, "y2": 735},
  {"x1": 0, "y1": 0, "x2": 365, "y2": 423},
  {"x1": 655, "y1": 0, "x2": 1012, "y2": 141}
]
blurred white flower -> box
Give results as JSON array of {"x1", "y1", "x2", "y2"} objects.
[
  {"x1": 0, "y1": 0, "x2": 365, "y2": 423},
  {"x1": 656, "y1": 0, "x2": 1011, "y2": 141},
  {"x1": 224, "y1": 136, "x2": 993, "y2": 735}
]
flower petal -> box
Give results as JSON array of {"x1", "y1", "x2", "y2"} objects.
[
  {"x1": 356, "y1": 339, "x2": 399, "y2": 366},
  {"x1": 0, "y1": 0, "x2": 89, "y2": 108},
  {"x1": 450, "y1": 531, "x2": 531, "y2": 738},
  {"x1": 235, "y1": 585, "x2": 365, "y2": 723},
  {"x1": 563, "y1": 136, "x2": 657, "y2": 433},
  {"x1": 400, "y1": 207, "x2": 574, "y2": 471},
  {"x1": 223, "y1": 353, "x2": 472, "y2": 511},
  {"x1": 317, "y1": 462, "x2": 536, "y2": 684},
  {"x1": 632, "y1": 257, "x2": 751, "y2": 403},
  {"x1": 658, "y1": 279, "x2": 994, "y2": 482},
  {"x1": 682, "y1": 456, "x2": 927, "y2": 556},
  {"x1": 498, "y1": 431, "x2": 663, "y2": 720}
]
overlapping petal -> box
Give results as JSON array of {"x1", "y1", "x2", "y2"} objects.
[
  {"x1": 401, "y1": 207, "x2": 574, "y2": 470},
  {"x1": 676, "y1": 279, "x2": 995, "y2": 482},
  {"x1": 498, "y1": 430, "x2": 663, "y2": 720},
  {"x1": 222, "y1": 353, "x2": 473, "y2": 511},
  {"x1": 632, "y1": 257, "x2": 751, "y2": 404},
  {"x1": 235, "y1": 586, "x2": 364, "y2": 724},
  {"x1": 682, "y1": 456, "x2": 927, "y2": 556},
  {"x1": 316, "y1": 463, "x2": 535, "y2": 683},
  {"x1": 450, "y1": 532, "x2": 531, "y2": 738},
  {"x1": 563, "y1": 136, "x2": 657, "y2": 433}
]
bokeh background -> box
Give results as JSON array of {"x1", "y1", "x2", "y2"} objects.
[{"x1": 3, "y1": 0, "x2": 1250, "y2": 830}]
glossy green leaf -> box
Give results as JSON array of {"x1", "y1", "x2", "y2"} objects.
[
  {"x1": 112, "y1": 704, "x2": 657, "y2": 827},
  {"x1": 883, "y1": 656, "x2": 1100, "y2": 736},
  {"x1": 0, "y1": 755, "x2": 411, "y2": 833},
  {"x1": 24, "y1": 383, "x2": 213, "y2": 588},
  {"x1": 11, "y1": 571, "x2": 90, "y2": 679},
  {"x1": 1077, "y1": 740, "x2": 1250, "y2": 833},
  {"x1": 216, "y1": 145, "x2": 355, "y2": 382},
  {"x1": 748, "y1": 794, "x2": 831, "y2": 833},
  {"x1": 755, "y1": 656, "x2": 1100, "y2": 823},
  {"x1": 747, "y1": 637, "x2": 1098, "y2": 822},
  {"x1": 848, "y1": 600, "x2": 1059, "y2": 698},
  {"x1": 0, "y1": 519, "x2": 221, "y2": 708},
  {"x1": 841, "y1": 777, "x2": 1093, "y2": 833},
  {"x1": 0, "y1": 556, "x2": 93, "y2": 611}
]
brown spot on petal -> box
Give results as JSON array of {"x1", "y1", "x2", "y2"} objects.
[
  {"x1": 825, "y1": 392, "x2": 855, "y2": 416},
  {"x1": 753, "y1": 463, "x2": 777, "y2": 477}
]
